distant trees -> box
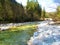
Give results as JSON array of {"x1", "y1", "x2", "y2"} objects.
[
  {"x1": 0, "y1": 0, "x2": 43, "y2": 23},
  {"x1": 26, "y1": 0, "x2": 42, "y2": 21},
  {"x1": 56, "y1": 6, "x2": 60, "y2": 21},
  {"x1": 41, "y1": 8, "x2": 46, "y2": 20},
  {"x1": 49, "y1": 6, "x2": 60, "y2": 21}
]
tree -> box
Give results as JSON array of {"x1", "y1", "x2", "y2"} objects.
[
  {"x1": 26, "y1": 0, "x2": 42, "y2": 21},
  {"x1": 49, "y1": 6, "x2": 60, "y2": 21},
  {"x1": 56, "y1": 6, "x2": 60, "y2": 21},
  {"x1": 0, "y1": 0, "x2": 42, "y2": 23},
  {"x1": 42, "y1": 8, "x2": 46, "y2": 20},
  {"x1": 0, "y1": 0, "x2": 25, "y2": 23}
]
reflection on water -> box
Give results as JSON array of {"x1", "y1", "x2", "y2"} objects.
[{"x1": 28, "y1": 21, "x2": 60, "y2": 45}]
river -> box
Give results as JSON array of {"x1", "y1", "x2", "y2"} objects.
[{"x1": 28, "y1": 20, "x2": 60, "y2": 45}]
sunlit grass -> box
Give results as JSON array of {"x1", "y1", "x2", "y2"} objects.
[{"x1": 0, "y1": 24, "x2": 37, "y2": 45}]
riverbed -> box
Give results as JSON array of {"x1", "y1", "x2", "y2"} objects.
[{"x1": 28, "y1": 21, "x2": 60, "y2": 45}]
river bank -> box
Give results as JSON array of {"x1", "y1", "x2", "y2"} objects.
[
  {"x1": 0, "y1": 23, "x2": 37, "y2": 45},
  {"x1": 0, "y1": 21, "x2": 39, "y2": 30}
]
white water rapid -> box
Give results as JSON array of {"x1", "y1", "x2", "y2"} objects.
[{"x1": 28, "y1": 21, "x2": 60, "y2": 45}]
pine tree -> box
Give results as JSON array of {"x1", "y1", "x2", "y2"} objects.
[{"x1": 26, "y1": 0, "x2": 42, "y2": 21}]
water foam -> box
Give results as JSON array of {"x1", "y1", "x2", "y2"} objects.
[{"x1": 28, "y1": 21, "x2": 60, "y2": 45}]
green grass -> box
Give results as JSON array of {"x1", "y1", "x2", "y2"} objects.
[{"x1": 0, "y1": 24, "x2": 37, "y2": 45}]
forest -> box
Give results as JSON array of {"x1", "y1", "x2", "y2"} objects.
[{"x1": 0, "y1": 0, "x2": 60, "y2": 23}]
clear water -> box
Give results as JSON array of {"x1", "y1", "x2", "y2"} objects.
[{"x1": 28, "y1": 21, "x2": 60, "y2": 45}]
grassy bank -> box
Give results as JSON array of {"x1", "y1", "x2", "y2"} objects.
[{"x1": 0, "y1": 24, "x2": 37, "y2": 45}]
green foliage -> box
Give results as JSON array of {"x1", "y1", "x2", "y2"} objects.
[
  {"x1": 0, "y1": 0, "x2": 42, "y2": 23},
  {"x1": 57, "y1": 6, "x2": 60, "y2": 17},
  {"x1": 41, "y1": 8, "x2": 46, "y2": 20},
  {"x1": 0, "y1": 0, "x2": 25, "y2": 23},
  {"x1": 26, "y1": 0, "x2": 42, "y2": 21},
  {"x1": 52, "y1": 6, "x2": 60, "y2": 21},
  {"x1": 48, "y1": 6, "x2": 60, "y2": 21}
]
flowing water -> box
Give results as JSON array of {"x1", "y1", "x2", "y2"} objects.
[{"x1": 28, "y1": 21, "x2": 60, "y2": 45}]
